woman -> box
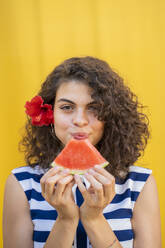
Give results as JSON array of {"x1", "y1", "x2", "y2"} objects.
[{"x1": 3, "y1": 56, "x2": 161, "y2": 248}]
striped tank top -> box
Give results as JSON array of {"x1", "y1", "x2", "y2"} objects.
[{"x1": 12, "y1": 165, "x2": 152, "y2": 248}]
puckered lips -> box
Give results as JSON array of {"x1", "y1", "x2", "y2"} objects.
[{"x1": 71, "y1": 132, "x2": 89, "y2": 140}]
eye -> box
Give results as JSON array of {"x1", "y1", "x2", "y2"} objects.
[
  {"x1": 87, "y1": 105, "x2": 99, "y2": 115},
  {"x1": 60, "y1": 105, "x2": 74, "y2": 112}
]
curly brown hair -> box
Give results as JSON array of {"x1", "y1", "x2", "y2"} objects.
[{"x1": 19, "y1": 56, "x2": 150, "y2": 179}]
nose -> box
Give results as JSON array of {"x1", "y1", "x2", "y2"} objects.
[{"x1": 72, "y1": 109, "x2": 89, "y2": 127}]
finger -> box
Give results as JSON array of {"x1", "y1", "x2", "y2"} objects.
[
  {"x1": 88, "y1": 169, "x2": 109, "y2": 185},
  {"x1": 40, "y1": 167, "x2": 61, "y2": 193},
  {"x1": 44, "y1": 170, "x2": 70, "y2": 198},
  {"x1": 88, "y1": 168, "x2": 115, "y2": 201},
  {"x1": 65, "y1": 180, "x2": 75, "y2": 193},
  {"x1": 84, "y1": 173, "x2": 103, "y2": 201},
  {"x1": 41, "y1": 167, "x2": 70, "y2": 194},
  {"x1": 88, "y1": 185, "x2": 95, "y2": 194},
  {"x1": 41, "y1": 167, "x2": 61, "y2": 182},
  {"x1": 55, "y1": 175, "x2": 74, "y2": 198},
  {"x1": 64, "y1": 180, "x2": 75, "y2": 200},
  {"x1": 74, "y1": 174, "x2": 88, "y2": 200},
  {"x1": 44, "y1": 173, "x2": 64, "y2": 199},
  {"x1": 94, "y1": 165, "x2": 114, "y2": 181}
]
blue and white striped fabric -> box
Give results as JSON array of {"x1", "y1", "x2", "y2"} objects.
[{"x1": 12, "y1": 165, "x2": 152, "y2": 248}]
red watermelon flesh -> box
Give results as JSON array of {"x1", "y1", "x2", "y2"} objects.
[{"x1": 51, "y1": 139, "x2": 109, "y2": 174}]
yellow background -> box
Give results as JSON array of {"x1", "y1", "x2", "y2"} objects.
[{"x1": 0, "y1": 0, "x2": 164, "y2": 246}]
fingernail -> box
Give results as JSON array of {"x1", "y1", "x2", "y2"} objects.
[
  {"x1": 74, "y1": 174, "x2": 80, "y2": 180},
  {"x1": 62, "y1": 169, "x2": 70, "y2": 174},
  {"x1": 88, "y1": 169, "x2": 95, "y2": 174}
]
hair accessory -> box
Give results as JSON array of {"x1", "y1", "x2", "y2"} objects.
[{"x1": 25, "y1": 96, "x2": 54, "y2": 126}]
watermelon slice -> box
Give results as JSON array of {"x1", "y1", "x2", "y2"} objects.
[{"x1": 51, "y1": 139, "x2": 109, "y2": 174}]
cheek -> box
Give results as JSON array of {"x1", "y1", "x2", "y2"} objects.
[
  {"x1": 91, "y1": 119, "x2": 104, "y2": 139},
  {"x1": 95, "y1": 123, "x2": 104, "y2": 137},
  {"x1": 54, "y1": 108, "x2": 71, "y2": 135},
  {"x1": 54, "y1": 112, "x2": 71, "y2": 130},
  {"x1": 91, "y1": 117, "x2": 104, "y2": 132}
]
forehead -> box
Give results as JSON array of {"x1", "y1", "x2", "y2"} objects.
[{"x1": 55, "y1": 80, "x2": 93, "y2": 102}]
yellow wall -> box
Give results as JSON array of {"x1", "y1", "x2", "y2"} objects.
[{"x1": 0, "y1": 0, "x2": 164, "y2": 246}]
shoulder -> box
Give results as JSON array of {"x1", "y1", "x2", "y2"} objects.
[
  {"x1": 4, "y1": 165, "x2": 47, "y2": 216},
  {"x1": 4, "y1": 173, "x2": 32, "y2": 222},
  {"x1": 4, "y1": 164, "x2": 48, "y2": 207},
  {"x1": 3, "y1": 172, "x2": 34, "y2": 246},
  {"x1": 10, "y1": 165, "x2": 47, "y2": 201},
  {"x1": 133, "y1": 172, "x2": 159, "y2": 211},
  {"x1": 4, "y1": 172, "x2": 27, "y2": 203}
]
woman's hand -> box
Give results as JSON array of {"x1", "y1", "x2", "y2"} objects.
[
  {"x1": 40, "y1": 167, "x2": 79, "y2": 221},
  {"x1": 74, "y1": 165, "x2": 116, "y2": 220}
]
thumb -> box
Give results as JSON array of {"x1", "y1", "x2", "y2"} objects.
[
  {"x1": 64, "y1": 180, "x2": 75, "y2": 196},
  {"x1": 74, "y1": 175, "x2": 88, "y2": 200}
]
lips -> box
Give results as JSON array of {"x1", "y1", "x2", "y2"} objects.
[{"x1": 71, "y1": 132, "x2": 89, "y2": 140}]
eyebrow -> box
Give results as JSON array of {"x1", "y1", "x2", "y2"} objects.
[
  {"x1": 57, "y1": 98, "x2": 75, "y2": 104},
  {"x1": 57, "y1": 98, "x2": 97, "y2": 105}
]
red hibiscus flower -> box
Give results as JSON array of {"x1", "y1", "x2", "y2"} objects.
[{"x1": 25, "y1": 96, "x2": 54, "y2": 126}]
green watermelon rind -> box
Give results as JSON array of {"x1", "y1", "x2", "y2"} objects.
[{"x1": 51, "y1": 161, "x2": 109, "y2": 174}]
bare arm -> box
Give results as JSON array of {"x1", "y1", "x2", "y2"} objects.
[
  {"x1": 3, "y1": 173, "x2": 34, "y2": 248},
  {"x1": 40, "y1": 167, "x2": 79, "y2": 248},
  {"x1": 81, "y1": 214, "x2": 122, "y2": 248},
  {"x1": 131, "y1": 174, "x2": 161, "y2": 248},
  {"x1": 74, "y1": 166, "x2": 122, "y2": 248},
  {"x1": 44, "y1": 217, "x2": 78, "y2": 248},
  {"x1": 3, "y1": 170, "x2": 79, "y2": 248}
]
